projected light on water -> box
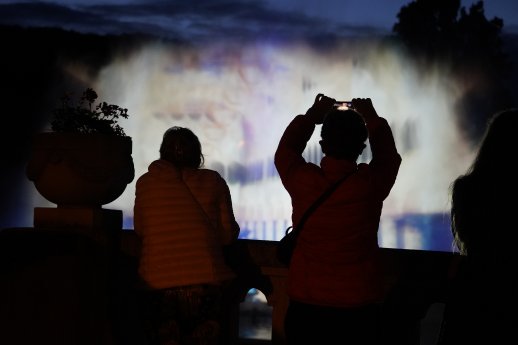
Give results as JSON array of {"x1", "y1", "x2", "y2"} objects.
[{"x1": 36, "y1": 38, "x2": 475, "y2": 252}]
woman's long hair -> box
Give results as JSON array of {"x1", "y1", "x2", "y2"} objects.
[
  {"x1": 450, "y1": 109, "x2": 518, "y2": 257},
  {"x1": 159, "y1": 126, "x2": 204, "y2": 169}
]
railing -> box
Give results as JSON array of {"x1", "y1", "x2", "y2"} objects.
[
  {"x1": 0, "y1": 226, "x2": 456, "y2": 345},
  {"x1": 120, "y1": 232, "x2": 457, "y2": 345}
]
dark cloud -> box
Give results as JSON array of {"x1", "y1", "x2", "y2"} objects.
[{"x1": 0, "y1": 0, "x2": 388, "y2": 42}]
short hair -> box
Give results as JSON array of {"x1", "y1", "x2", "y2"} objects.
[
  {"x1": 320, "y1": 109, "x2": 368, "y2": 160},
  {"x1": 159, "y1": 126, "x2": 204, "y2": 168}
]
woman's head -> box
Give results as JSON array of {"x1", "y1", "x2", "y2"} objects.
[
  {"x1": 450, "y1": 108, "x2": 518, "y2": 256},
  {"x1": 320, "y1": 109, "x2": 368, "y2": 160},
  {"x1": 470, "y1": 108, "x2": 518, "y2": 176},
  {"x1": 159, "y1": 126, "x2": 204, "y2": 168}
]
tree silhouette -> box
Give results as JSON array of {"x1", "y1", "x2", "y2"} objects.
[
  {"x1": 393, "y1": 0, "x2": 514, "y2": 142},
  {"x1": 394, "y1": 0, "x2": 505, "y2": 66},
  {"x1": 394, "y1": 0, "x2": 461, "y2": 58}
]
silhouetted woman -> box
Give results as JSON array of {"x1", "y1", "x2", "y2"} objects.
[
  {"x1": 134, "y1": 126, "x2": 240, "y2": 345},
  {"x1": 439, "y1": 109, "x2": 518, "y2": 345}
]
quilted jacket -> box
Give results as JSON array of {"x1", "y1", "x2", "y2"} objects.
[{"x1": 134, "y1": 159, "x2": 240, "y2": 290}]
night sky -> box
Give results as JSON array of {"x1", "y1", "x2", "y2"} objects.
[{"x1": 0, "y1": 0, "x2": 517, "y2": 41}]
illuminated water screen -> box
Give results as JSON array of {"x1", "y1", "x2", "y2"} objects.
[{"x1": 32, "y1": 38, "x2": 475, "y2": 252}]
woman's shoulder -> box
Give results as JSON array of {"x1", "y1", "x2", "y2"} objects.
[
  {"x1": 187, "y1": 168, "x2": 226, "y2": 184},
  {"x1": 198, "y1": 168, "x2": 223, "y2": 178}
]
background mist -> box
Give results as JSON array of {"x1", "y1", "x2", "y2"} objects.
[{"x1": 1, "y1": 1, "x2": 517, "y2": 252}]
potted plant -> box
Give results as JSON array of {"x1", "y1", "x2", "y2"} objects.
[{"x1": 26, "y1": 88, "x2": 135, "y2": 209}]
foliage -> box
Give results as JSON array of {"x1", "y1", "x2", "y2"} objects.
[
  {"x1": 392, "y1": 0, "x2": 514, "y2": 141},
  {"x1": 51, "y1": 88, "x2": 129, "y2": 136},
  {"x1": 393, "y1": 0, "x2": 505, "y2": 66}
]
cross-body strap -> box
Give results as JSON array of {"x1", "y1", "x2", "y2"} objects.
[
  {"x1": 287, "y1": 170, "x2": 356, "y2": 236},
  {"x1": 177, "y1": 169, "x2": 214, "y2": 228}
]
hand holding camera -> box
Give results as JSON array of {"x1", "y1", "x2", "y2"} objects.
[
  {"x1": 306, "y1": 93, "x2": 336, "y2": 124},
  {"x1": 351, "y1": 98, "x2": 379, "y2": 123}
]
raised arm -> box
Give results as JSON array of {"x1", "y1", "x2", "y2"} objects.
[
  {"x1": 274, "y1": 94, "x2": 335, "y2": 180},
  {"x1": 352, "y1": 98, "x2": 401, "y2": 200}
]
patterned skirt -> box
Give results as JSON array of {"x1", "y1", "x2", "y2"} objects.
[{"x1": 141, "y1": 283, "x2": 233, "y2": 345}]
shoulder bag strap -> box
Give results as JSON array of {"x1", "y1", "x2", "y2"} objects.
[
  {"x1": 287, "y1": 169, "x2": 356, "y2": 236},
  {"x1": 177, "y1": 169, "x2": 215, "y2": 228}
]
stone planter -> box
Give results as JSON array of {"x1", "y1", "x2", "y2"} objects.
[{"x1": 26, "y1": 133, "x2": 135, "y2": 208}]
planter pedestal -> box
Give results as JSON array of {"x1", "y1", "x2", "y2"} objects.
[
  {"x1": 26, "y1": 132, "x2": 135, "y2": 246},
  {"x1": 34, "y1": 207, "x2": 122, "y2": 229},
  {"x1": 34, "y1": 207, "x2": 122, "y2": 248}
]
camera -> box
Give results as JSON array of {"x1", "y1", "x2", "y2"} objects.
[{"x1": 334, "y1": 101, "x2": 353, "y2": 110}]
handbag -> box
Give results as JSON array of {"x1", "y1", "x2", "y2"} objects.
[{"x1": 276, "y1": 171, "x2": 355, "y2": 266}]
